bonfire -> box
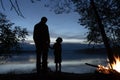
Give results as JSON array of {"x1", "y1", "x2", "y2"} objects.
[
  {"x1": 85, "y1": 56, "x2": 120, "y2": 75},
  {"x1": 97, "y1": 56, "x2": 120, "y2": 74}
]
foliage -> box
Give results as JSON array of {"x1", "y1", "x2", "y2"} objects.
[
  {"x1": 0, "y1": 12, "x2": 28, "y2": 53},
  {"x1": 71, "y1": 0, "x2": 120, "y2": 46}
]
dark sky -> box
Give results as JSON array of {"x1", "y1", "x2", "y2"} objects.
[{"x1": 0, "y1": 0, "x2": 87, "y2": 43}]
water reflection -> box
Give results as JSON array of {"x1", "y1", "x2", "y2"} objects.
[
  {"x1": 0, "y1": 63, "x2": 36, "y2": 74},
  {"x1": 0, "y1": 58, "x2": 107, "y2": 74},
  {"x1": 0, "y1": 43, "x2": 107, "y2": 74}
]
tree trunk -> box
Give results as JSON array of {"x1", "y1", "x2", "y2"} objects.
[{"x1": 90, "y1": 0, "x2": 115, "y2": 65}]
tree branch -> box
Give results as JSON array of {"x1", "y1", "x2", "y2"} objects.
[
  {"x1": 0, "y1": 0, "x2": 5, "y2": 10},
  {"x1": 15, "y1": 0, "x2": 24, "y2": 17},
  {"x1": 9, "y1": 0, "x2": 24, "y2": 18}
]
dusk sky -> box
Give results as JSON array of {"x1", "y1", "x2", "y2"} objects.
[{"x1": 0, "y1": 0, "x2": 88, "y2": 43}]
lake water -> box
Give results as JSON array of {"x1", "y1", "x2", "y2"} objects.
[{"x1": 0, "y1": 43, "x2": 108, "y2": 74}]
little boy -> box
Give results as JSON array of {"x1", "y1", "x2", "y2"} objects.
[{"x1": 51, "y1": 37, "x2": 63, "y2": 72}]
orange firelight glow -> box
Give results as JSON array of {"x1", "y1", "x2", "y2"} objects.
[
  {"x1": 111, "y1": 56, "x2": 120, "y2": 73},
  {"x1": 97, "y1": 56, "x2": 120, "y2": 74}
]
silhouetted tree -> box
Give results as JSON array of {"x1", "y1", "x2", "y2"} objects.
[
  {"x1": 72, "y1": 0, "x2": 120, "y2": 64},
  {"x1": 72, "y1": 0, "x2": 120, "y2": 46},
  {"x1": 0, "y1": 12, "x2": 28, "y2": 53}
]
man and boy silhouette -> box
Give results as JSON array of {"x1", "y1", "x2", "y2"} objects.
[{"x1": 33, "y1": 17, "x2": 63, "y2": 73}]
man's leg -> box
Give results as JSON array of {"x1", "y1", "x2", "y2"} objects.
[
  {"x1": 36, "y1": 45, "x2": 42, "y2": 74},
  {"x1": 42, "y1": 51, "x2": 48, "y2": 72},
  {"x1": 42, "y1": 45, "x2": 49, "y2": 72}
]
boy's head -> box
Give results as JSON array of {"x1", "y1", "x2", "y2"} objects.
[{"x1": 56, "y1": 37, "x2": 63, "y2": 43}]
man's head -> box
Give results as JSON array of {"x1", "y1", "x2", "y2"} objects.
[{"x1": 41, "y1": 17, "x2": 47, "y2": 23}]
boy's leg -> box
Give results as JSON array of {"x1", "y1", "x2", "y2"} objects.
[{"x1": 59, "y1": 63, "x2": 61, "y2": 72}]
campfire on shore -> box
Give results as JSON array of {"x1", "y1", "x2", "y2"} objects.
[
  {"x1": 85, "y1": 56, "x2": 120, "y2": 75},
  {"x1": 97, "y1": 56, "x2": 120, "y2": 74}
]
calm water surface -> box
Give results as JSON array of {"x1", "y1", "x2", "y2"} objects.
[{"x1": 0, "y1": 43, "x2": 108, "y2": 74}]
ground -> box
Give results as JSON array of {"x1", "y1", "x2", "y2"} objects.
[{"x1": 0, "y1": 71, "x2": 120, "y2": 80}]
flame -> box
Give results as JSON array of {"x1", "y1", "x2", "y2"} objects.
[
  {"x1": 97, "y1": 65, "x2": 110, "y2": 74},
  {"x1": 111, "y1": 56, "x2": 120, "y2": 73},
  {"x1": 97, "y1": 56, "x2": 120, "y2": 74}
]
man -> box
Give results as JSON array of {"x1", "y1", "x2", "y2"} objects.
[{"x1": 33, "y1": 17, "x2": 50, "y2": 73}]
